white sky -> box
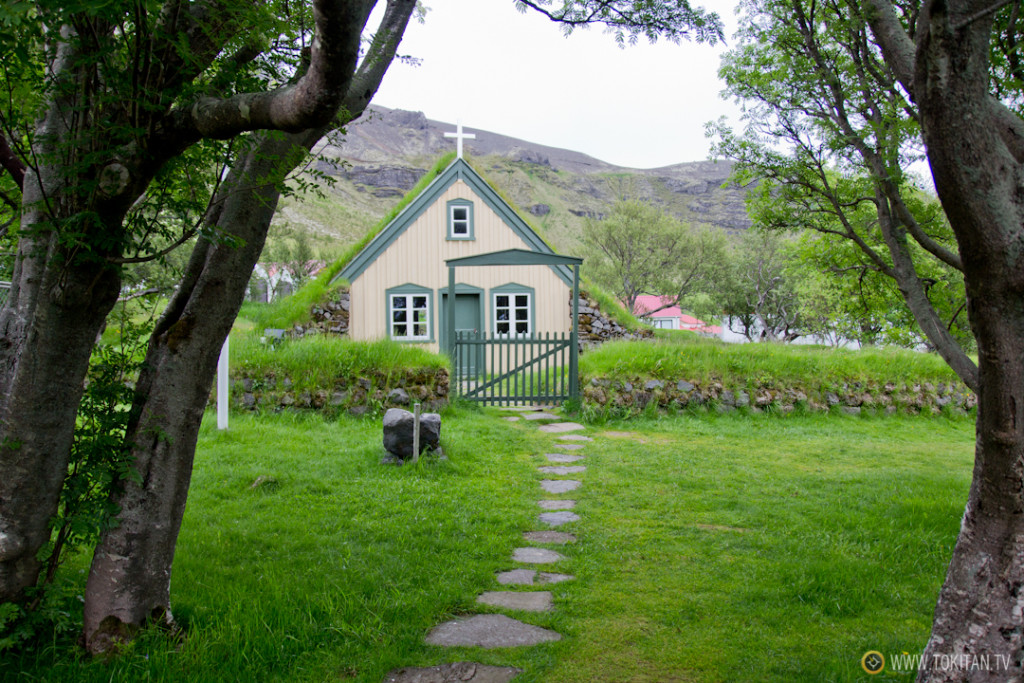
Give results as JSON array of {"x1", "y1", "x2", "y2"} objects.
[{"x1": 371, "y1": 0, "x2": 743, "y2": 170}]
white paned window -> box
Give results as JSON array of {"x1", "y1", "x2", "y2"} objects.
[
  {"x1": 494, "y1": 293, "x2": 531, "y2": 337},
  {"x1": 450, "y1": 205, "x2": 469, "y2": 237},
  {"x1": 391, "y1": 294, "x2": 429, "y2": 340}
]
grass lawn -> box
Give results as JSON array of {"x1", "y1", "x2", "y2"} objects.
[{"x1": 4, "y1": 409, "x2": 973, "y2": 682}]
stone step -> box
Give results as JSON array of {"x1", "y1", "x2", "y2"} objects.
[
  {"x1": 384, "y1": 662, "x2": 521, "y2": 683},
  {"x1": 538, "y1": 422, "x2": 585, "y2": 433},
  {"x1": 540, "y1": 479, "x2": 581, "y2": 494},
  {"x1": 553, "y1": 443, "x2": 585, "y2": 451},
  {"x1": 522, "y1": 411, "x2": 560, "y2": 421},
  {"x1": 512, "y1": 547, "x2": 564, "y2": 563},
  {"x1": 477, "y1": 591, "x2": 553, "y2": 612},
  {"x1": 524, "y1": 530, "x2": 575, "y2": 544},
  {"x1": 502, "y1": 416, "x2": 520, "y2": 422},
  {"x1": 538, "y1": 465, "x2": 586, "y2": 475},
  {"x1": 538, "y1": 499, "x2": 576, "y2": 510},
  {"x1": 496, "y1": 569, "x2": 574, "y2": 586},
  {"x1": 425, "y1": 614, "x2": 561, "y2": 648},
  {"x1": 539, "y1": 511, "x2": 580, "y2": 527},
  {"x1": 557, "y1": 435, "x2": 593, "y2": 442},
  {"x1": 544, "y1": 453, "x2": 583, "y2": 463}
]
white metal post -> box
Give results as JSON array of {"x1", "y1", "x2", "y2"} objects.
[{"x1": 217, "y1": 336, "x2": 229, "y2": 430}]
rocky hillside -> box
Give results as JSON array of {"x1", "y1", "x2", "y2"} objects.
[{"x1": 272, "y1": 106, "x2": 752, "y2": 259}]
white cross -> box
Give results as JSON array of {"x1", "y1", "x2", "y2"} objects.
[{"x1": 444, "y1": 121, "x2": 476, "y2": 159}]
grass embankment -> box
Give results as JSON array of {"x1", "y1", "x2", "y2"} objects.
[
  {"x1": 231, "y1": 335, "x2": 448, "y2": 394},
  {"x1": 582, "y1": 333, "x2": 962, "y2": 388},
  {"x1": 7, "y1": 409, "x2": 973, "y2": 682}
]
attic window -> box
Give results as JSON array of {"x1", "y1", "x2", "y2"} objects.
[{"x1": 447, "y1": 199, "x2": 474, "y2": 240}]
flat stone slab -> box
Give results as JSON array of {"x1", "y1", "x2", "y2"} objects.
[
  {"x1": 496, "y1": 569, "x2": 574, "y2": 586},
  {"x1": 425, "y1": 614, "x2": 561, "y2": 648},
  {"x1": 502, "y1": 416, "x2": 520, "y2": 423},
  {"x1": 538, "y1": 465, "x2": 586, "y2": 475},
  {"x1": 500, "y1": 405, "x2": 547, "y2": 412},
  {"x1": 477, "y1": 591, "x2": 553, "y2": 612},
  {"x1": 384, "y1": 662, "x2": 521, "y2": 683},
  {"x1": 553, "y1": 443, "x2": 585, "y2": 451},
  {"x1": 539, "y1": 511, "x2": 580, "y2": 527},
  {"x1": 538, "y1": 499, "x2": 576, "y2": 510},
  {"x1": 540, "y1": 479, "x2": 581, "y2": 494},
  {"x1": 538, "y1": 422, "x2": 585, "y2": 433},
  {"x1": 522, "y1": 412, "x2": 560, "y2": 421},
  {"x1": 524, "y1": 530, "x2": 576, "y2": 544},
  {"x1": 545, "y1": 453, "x2": 583, "y2": 463},
  {"x1": 512, "y1": 547, "x2": 564, "y2": 563},
  {"x1": 557, "y1": 435, "x2": 593, "y2": 442}
]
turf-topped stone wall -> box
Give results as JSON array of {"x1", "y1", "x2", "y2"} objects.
[
  {"x1": 229, "y1": 366, "x2": 450, "y2": 417},
  {"x1": 577, "y1": 292, "x2": 653, "y2": 349},
  {"x1": 581, "y1": 376, "x2": 976, "y2": 416}
]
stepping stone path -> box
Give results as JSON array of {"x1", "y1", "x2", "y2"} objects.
[
  {"x1": 538, "y1": 499, "x2": 575, "y2": 510},
  {"x1": 539, "y1": 511, "x2": 581, "y2": 527},
  {"x1": 538, "y1": 465, "x2": 586, "y2": 475},
  {"x1": 385, "y1": 662, "x2": 521, "y2": 683},
  {"x1": 394, "y1": 414, "x2": 594, "y2": 682},
  {"x1": 545, "y1": 453, "x2": 583, "y2": 463},
  {"x1": 496, "y1": 569, "x2": 574, "y2": 586},
  {"x1": 540, "y1": 479, "x2": 581, "y2": 494}
]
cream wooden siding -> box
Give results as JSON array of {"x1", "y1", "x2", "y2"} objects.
[{"x1": 350, "y1": 179, "x2": 572, "y2": 354}]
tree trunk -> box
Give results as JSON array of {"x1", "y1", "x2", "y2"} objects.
[
  {"x1": 911, "y1": 4, "x2": 1024, "y2": 680},
  {"x1": 0, "y1": 129, "x2": 123, "y2": 601},
  {"x1": 82, "y1": 135, "x2": 296, "y2": 650},
  {"x1": 82, "y1": 1, "x2": 418, "y2": 651}
]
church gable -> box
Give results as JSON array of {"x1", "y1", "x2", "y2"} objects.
[{"x1": 336, "y1": 158, "x2": 570, "y2": 287}]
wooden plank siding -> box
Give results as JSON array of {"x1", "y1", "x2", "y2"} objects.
[{"x1": 349, "y1": 179, "x2": 572, "y2": 354}]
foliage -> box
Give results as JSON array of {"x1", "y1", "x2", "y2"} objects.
[
  {"x1": 719, "y1": 229, "x2": 803, "y2": 342},
  {"x1": 582, "y1": 198, "x2": 728, "y2": 317},
  {"x1": 516, "y1": 0, "x2": 725, "y2": 45},
  {"x1": 712, "y1": 0, "x2": 974, "y2": 379}
]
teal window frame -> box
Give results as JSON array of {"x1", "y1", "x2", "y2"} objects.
[
  {"x1": 387, "y1": 283, "x2": 434, "y2": 342},
  {"x1": 491, "y1": 283, "x2": 535, "y2": 338},
  {"x1": 446, "y1": 199, "x2": 474, "y2": 241}
]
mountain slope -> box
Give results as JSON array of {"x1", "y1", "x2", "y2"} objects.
[{"x1": 272, "y1": 106, "x2": 752, "y2": 259}]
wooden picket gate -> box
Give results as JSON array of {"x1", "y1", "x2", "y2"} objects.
[{"x1": 452, "y1": 331, "x2": 576, "y2": 405}]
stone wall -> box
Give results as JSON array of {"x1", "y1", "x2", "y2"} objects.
[
  {"x1": 581, "y1": 376, "x2": 976, "y2": 417},
  {"x1": 576, "y1": 292, "x2": 653, "y2": 350},
  {"x1": 287, "y1": 290, "x2": 351, "y2": 338},
  {"x1": 230, "y1": 366, "x2": 449, "y2": 417}
]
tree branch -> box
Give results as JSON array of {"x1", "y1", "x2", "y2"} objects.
[{"x1": 0, "y1": 131, "x2": 25, "y2": 191}]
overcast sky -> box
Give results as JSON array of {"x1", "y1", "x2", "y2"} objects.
[{"x1": 370, "y1": 0, "x2": 743, "y2": 170}]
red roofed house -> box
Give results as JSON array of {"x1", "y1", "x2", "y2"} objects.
[{"x1": 633, "y1": 295, "x2": 722, "y2": 336}]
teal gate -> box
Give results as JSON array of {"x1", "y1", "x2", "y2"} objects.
[
  {"x1": 445, "y1": 249, "x2": 583, "y2": 407},
  {"x1": 453, "y1": 331, "x2": 574, "y2": 405}
]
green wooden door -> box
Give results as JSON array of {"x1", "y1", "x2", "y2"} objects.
[{"x1": 441, "y1": 293, "x2": 483, "y2": 376}]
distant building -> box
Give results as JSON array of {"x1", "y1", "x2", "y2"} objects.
[
  {"x1": 633, "y1": 295, "x2": 722, "y2": 335},
  {"x1": 248, "y1": 262, "x2": 325, "y2": 302}
]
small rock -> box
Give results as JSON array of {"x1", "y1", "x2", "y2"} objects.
[
  {"x1": 513, "y1": 547, "x2": 564, "y2": 563},
  {"x1": 383, "y1": 408, "x2": 441, "y2": 459},
  {"x1": 388, "y1": 388, "x2": 410, "y2": 405}
]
